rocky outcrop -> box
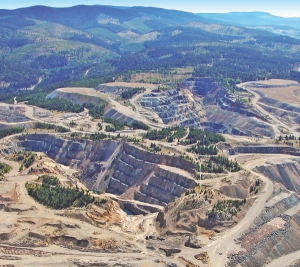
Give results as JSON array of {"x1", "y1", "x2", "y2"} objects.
[
  {"x1": 18, "y1": 134, "x2": 196, "y2": 207},
  {"x1": 184, "y1": 235, "x2": 202, "y2": 249}
]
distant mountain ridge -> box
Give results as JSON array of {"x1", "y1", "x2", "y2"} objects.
[
  {"x1": 198, "y1": 12, "x2": 300, "y2": 29},
  {"x1": 0, "y1": 5, "x2": 300, "y2": 92},
  {"x1": 1, "y1": 5, "x2": 211, "y2": 31}
]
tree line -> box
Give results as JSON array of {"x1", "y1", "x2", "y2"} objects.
[
  {"x1": 26, "y1": 175, "x2": 95, "y2": 209},
  {"x1": 145, "y1": 126, "x2": 187, "y2": 141},
  {"x1": 182, "y1": 128, "x2": 225, "y2": 146},
  {"x1": 0, "y1": 127, "x2": 23, "y2": 139},
  {"x1": 0, "y1": 162, "x2": 12, "y2": 177},
  {"x1": 34, "y1": 122, "x2": 70, "y2": 133},
  {"x1": 121, "y1": 87, "x2": 146, "y2": 100}
]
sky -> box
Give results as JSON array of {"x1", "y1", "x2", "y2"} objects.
[{"x1": 1, "y1": 0, "x2": 300, "y2": 18}]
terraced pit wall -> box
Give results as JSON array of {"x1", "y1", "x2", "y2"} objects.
[
  {"x1": 18, "y1": 134, "x2": 197, "y2": 207},
  {"x1": 229, "y1": 145, "x2": 300, "y2": 156}
]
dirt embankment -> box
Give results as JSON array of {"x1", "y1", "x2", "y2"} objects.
[
  {"x1": 47, "y1": 88, "x2": 152, "y2": 125},
  {"x1": 229, "y1": 145, "x2": 300, "y2": 157}
]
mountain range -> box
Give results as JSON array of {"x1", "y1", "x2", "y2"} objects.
[
  {"x1": 0, "y1": 5, "x2": 300, "y2": 92},
  {"x1": 199, "y1": 11, "x2": 300, "y2": 39}
]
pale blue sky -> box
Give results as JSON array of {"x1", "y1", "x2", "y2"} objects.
[{"x1": 1, "y1": 0, "x2": 299, "y2": 18}]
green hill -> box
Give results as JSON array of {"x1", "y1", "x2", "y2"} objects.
[{"x1": 0, "y1": 5, "x2": 300, "y2": 93}]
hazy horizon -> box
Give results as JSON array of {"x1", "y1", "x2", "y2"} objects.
[{"x1": 1, "y1": 0, "x2": 299, "y2": 18}]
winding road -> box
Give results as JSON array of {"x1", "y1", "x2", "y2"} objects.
[{"x1": 238, "y1": 83, "x2": 298, "y2": 137}]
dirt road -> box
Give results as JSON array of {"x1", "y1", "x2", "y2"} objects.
[
  {"x1": 238, "y1": 83, "x2": 298, "y2": 137},
  {"x1": 206, "y1": 157, "x2": 273, "y2": 266}
]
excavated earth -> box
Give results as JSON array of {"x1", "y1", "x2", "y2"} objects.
[
  {"x1": 240, "y1": 80, "x2": 300, "y2": 125},
  {"x1": 137, "y1": 77, "x2": 275, "y2": 137},
  {"x1": 0, "y1": 105, "x2": 35, "y2": 130},
  {"x1": 18, "y1": 134, "x2": 197, "y2": 210},
  {"x1": 47, "y1": 87, "x2": 150, "y2": 125},
  {"x1": 1, "y1": 78, "x2": 300, "y2": 267},
  {"x1": 227, "y1": 193, "x2": 300, "y2": 267},
  {"x1": 255, "y1": 158, "x2": 300, "y2": 194},
  {"x1": 48, "y1": 78, "x2": 276, "y2": 138}
]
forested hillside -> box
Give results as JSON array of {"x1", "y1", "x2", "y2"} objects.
[{"x1": 0, "y1": 5, "x2": 300, "y2": 97}]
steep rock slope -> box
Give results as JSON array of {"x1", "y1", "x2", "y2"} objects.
[
  {"x1": 18, "y1": 134, "x2": 196, "y2": 207},
  {"x1": 228, "y1": 193, "x2": 300, "y2": 267},
  {"x1": 186, "y1": 77, "x2": 275, "y2": 137},
  {"x1": 137, "y1": 77, "x2": 275, "y2": 137},
  {"x1": 137, "y1": 88, "x2": 206, "y2": 127},
  {"x1": 229, "y1": 145, "x2": 300, "y2": 156},
  {"x1": 255, "y1": 158, "x2": 300, "y2": 194}
]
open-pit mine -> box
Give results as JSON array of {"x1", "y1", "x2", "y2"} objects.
[{"x1": 0, "y1": 78, "x2": 300, "y2": 267}]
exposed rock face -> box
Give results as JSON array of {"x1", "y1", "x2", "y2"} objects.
[
  {"x1": 155, "y1": 187, "x2": 249, "y2": 235},
  {"x1": 184, "y1": 235, "x2": 202, "y2": 249},
  {"x1": 205, "y1": 105, "x2": 273, "y2": 137},
  {"x1": 186, "y1": 77, "x2": 260, "y2": 117},
  {"x1": 219, "y1": 181, "x2": 250, "y2": 199},
  {"x1": 18, "y1": 134, "x2": 196, "y2": 207},
  {"x1": 159, "y1": 247, "x2": 181, "y2": 256},
  {"x1": 137, "y1": 77, "x2": 274, "y2": 137},
  {"x1": 185, "y1": 77, "x2": 275, "y2": 138},
  {"x1": 229, "y1": 145, "x2": 300, "y2": 156},
  {"x1": 47, "y1": 89, "x2": 139, "y2": 124},
  {"x1": 47, "y1": 88, "x2": 151, "y2": 125},
  {"x1": 103, "y1": 106, "x2": 135, "y2": 124},
  {"x1": 258, "y1": 99, "x2": 300, "y2": 125},
  {"x1": 186, "y1": 77, "x2": 219, "y2": 97},
  {"x1": 137, "y1": 89, "x2": 206, "y2": 127},
  {"x1": 255, "y1": 158, "x2": 300, "y2": 194},
  {"x1": 228, "y1": 194, "x2": 300, "y2": 267},
  {"x1": 48, "y1": 78, "x2": 276, "y2": 137}
]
